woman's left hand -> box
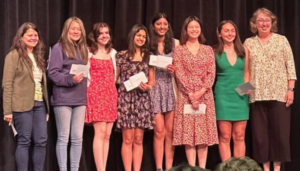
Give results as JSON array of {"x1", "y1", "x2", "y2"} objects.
[
  {"x1": 46, "y1": 114, "x2": 49, "y2": 122},
  {"x1": 188, "y1": 91, "x2": 203, "y2": 103},
  {"x1": 285, "y1": 90, "x2": 294, "y2": 107},
  {"x1": 246, "y1": 90, "x2": 254, "y2": 95},
  {"x1": 139, "y1": 82, "x2": 151, "y2": 91}
]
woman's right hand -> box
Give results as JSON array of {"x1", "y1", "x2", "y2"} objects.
[
  {"x1": 192, "y1": 101, "x2": 200, "y2": 110},
  {"x1": 3, "y1": 114, "x2": 13, "y2": 126},
  {"x1": 73, "y1": 73, "x2": 84, "y2": 83}
]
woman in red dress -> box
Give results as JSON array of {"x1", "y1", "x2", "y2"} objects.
[
  {"x1": 172, "y1": 16, "x2": 218, "y2": 169},
  {"x1": 85, "y1": 22, "x2": 117, "y2": 171}
]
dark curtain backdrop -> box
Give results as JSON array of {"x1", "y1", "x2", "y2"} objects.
[{"x1": 0, "y1": 0, "x2": 299, "y2": 171}]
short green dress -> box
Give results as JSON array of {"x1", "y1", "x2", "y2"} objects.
[{"x1": 214, "y1": 52, "x2": 249, "y2": 121}]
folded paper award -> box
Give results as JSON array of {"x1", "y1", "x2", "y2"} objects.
[
  {"x1": 124, "y1": 72, "x2": 148, "y2": 91},
  {"x1": 183, "y1": 104, "x2": 206, "y2": 115},
  {"x1": 70, "y1": 64, "x2": 89, "y2": 77},
  {"x1": 235, "y1": 82, "x2": 255, "y2": 96},
  {"x1": 11, "y1": 124, "x2": 18, "y2": 137},
  {"x1": 149, "y1": 55, "x2": 173, "y2": 68}
]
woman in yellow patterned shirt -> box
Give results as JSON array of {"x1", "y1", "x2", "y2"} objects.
[{"x1": 244, "y1": 8, "x2": 297, "y2": 171}]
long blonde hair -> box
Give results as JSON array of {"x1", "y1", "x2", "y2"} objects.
[{"x1": 59, "y1": 17, "x2": 88, "y2": 64}]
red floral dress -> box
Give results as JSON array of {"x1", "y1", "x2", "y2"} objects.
[
  {"x1": 85, "y1": 57, "x2": 117, "y2": 123},
  {"x1": 172, "y1": 44, "x2": 219, "y2": 146}
]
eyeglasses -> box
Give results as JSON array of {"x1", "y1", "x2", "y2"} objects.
[{"x1": 256, "y1": 19, "x2": 271, "y2": 24}]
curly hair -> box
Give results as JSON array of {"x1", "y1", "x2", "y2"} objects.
[
  {"x1": 250, "y1": 8, "x2": 278, "y2": 34},
  {"x1": 87, "y1": 22, "x2": 113, "y2": 54},
  {"x1": 10, "y1": 22, "x2": 46, "y2": 71}
]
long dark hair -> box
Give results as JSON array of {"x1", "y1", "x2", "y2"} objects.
[
  {"x1": 126, "y1": 24, "x2": 150, "y2": 63},
  {"x1": 180, "y1": 16, "x2": 206, "y2": 44},
  {"x1": 59, "y1": 17, "x2": 88, "y2": 64},
  {"x1": 214, "y1": 20, "x2": 245, "y2": 58},
  {"x1": 149, "y1": 13, "x2": 174, "y2": 54},
  {"x1": 10, "y1": 22, "x2": 46, "y2": 71},
  {"x1": 88, "y1": 22, "x2": 113, "y2": 54}
]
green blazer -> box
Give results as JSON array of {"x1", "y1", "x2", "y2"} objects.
[{"x1": 2, "y1": 49, "x2": 49, "y2": 115}]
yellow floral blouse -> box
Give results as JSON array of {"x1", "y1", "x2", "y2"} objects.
[{"x1": 244, "y1": 33, "x2": 297, "y2": 103}]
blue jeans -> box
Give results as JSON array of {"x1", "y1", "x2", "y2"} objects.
[
  {"x1": 13, "y1": 101, "x2": 47, "y2": 171},
  {"x1": 54, "y1": 105, "x2": 86, "y2": 171}
]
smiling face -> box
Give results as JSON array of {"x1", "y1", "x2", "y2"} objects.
[
  {"x1": 97, "y1": 27, "x2": 110, "y2": 46},
  {"x1": 220, "y1": 23, "x2": 236, "y2": 44},
  {"x1": 22, "y1": 28, "x2": 39, "y2": 50},
  {"x1": 154, "y1": 17, "x2": 169, "y2": 36},
  {"x1": 187, "y1": 20, "x2": 201, "y2": 40},
  {"x1": 256, "y1": 12, "x2": 272, "y2": 35},
  {"x1": 134, "y1": 29, "x2": 147, "y2": 48},
  {"x1": 68, "y1": 21, "x2": 82, "y2": 42}
]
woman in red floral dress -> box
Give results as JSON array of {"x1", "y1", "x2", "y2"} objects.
[
  {"x1": 172, "y1": 16, "x2": 218, "y2": 169},
  {"x1": 85, "y1": 22, "x2": 117, "y2": 171}
]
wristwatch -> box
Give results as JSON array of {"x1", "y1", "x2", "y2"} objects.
[{"x1": 288, "y1": 88, "x2": 294, "y2": 92}]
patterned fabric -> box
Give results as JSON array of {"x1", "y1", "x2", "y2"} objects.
[
  {"x1": 85, "y1": 57, "x2": 117, "y2": 123},
  {"x1": 28, "y1": 53, "x2": 43, "y2": 101},
  {"x1": 172, "y1": 44, "x2": 219, "y2": 146},
  {"x1": 150, "y1": 40, "x2": 176, "y2": 114},
  {"x1": 115, "y1": 51, "x2": 154, "y2": 129},
  {"x1": 244, "y1": 33, "x2": 297, "y2": 103}
]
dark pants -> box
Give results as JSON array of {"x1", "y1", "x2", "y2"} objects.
[
  {"x1": 250, "y1": 101, "x2": 291, "y2": 163},
  {"x1": 13, "y1": 101, "x2": 48, "y2": 171}
]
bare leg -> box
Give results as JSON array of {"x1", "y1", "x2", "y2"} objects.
[
  {"x1": 103, "y1": 122, "x2": 114, "y2": 170},
  {"x1": 133, "y1": 128, "x2": 144, "y2": 171},
  {"x1": 164, "y1": 111, "x2": 175, "y2": 169},
  {"x1": 185, "y1": 145, "x2": 196, "y2": 166},
  {"x1": 263, "y1": 161, "x2": 270, "y2": 171},
  {"x1": 197, "y1": 144, "x2": 208, "y2": 169},
  {"x1": 218, "y1": 121, "x2": 232, "y2": 162},
  {"x1": 153, "y1": 113, "x2": 165, "y2": 170},
  {"x1": 93, "y1": 122, "x2": 107, "y2": 171},
  {"x1": 121, "y1": 129, "x2": 134, "y2": 171},
  {"x1": 232, "y1": 121, "x2": 247, "y2": 158},
  {"x1": 273, "y1": 161, "x2": 281, "y2": 171}
]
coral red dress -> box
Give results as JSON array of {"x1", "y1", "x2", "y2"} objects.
[
  {"x1": 85, "y1": 57, "x2": 117, "y2": 123},
  {"x1": 172, "y1": 44, "x2": 219, "y2": 146}
]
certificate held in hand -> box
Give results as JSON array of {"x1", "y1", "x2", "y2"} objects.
[
  {"x1": 124, "y1": 72, "x2": 148, "y2": 91},
  {"x1": 235, "y1": 82, "x2": 255, "y2": 96},
  {"x1": 70, "y1": 64, "x2": 89, "y2": 77},
  {"x1": 149, "y1": 55, "x2": 173, "y2": 68},
  {"x1": 183, "y1": 104, "x2": 207, "y2": 115}
]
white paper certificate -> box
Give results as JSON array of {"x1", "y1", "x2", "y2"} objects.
[
  {"x1": 124, "y1": 72, "x2": 148, "y2": 91},
  {"x1": 149, "y1": 55, "x2": 173, "y2": 68},
  {"x1": 70, "y1": 64, "x2": 89, "y2": 77},
  {"x1": 183, "y1": 104, "x2": 206, "y2": 115}
]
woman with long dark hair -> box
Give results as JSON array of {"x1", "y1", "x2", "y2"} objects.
[
  {"x1": 48, "y1": 17, "x2": 88, "y2": 171},
  {"x1": 172, "y1": 16, "x2": 218, "y2": 169},
  {"x1": 149, "y1": 13, "x2": 179, "y2": 171},
  {"x1": 115, "y1": 24, "x2": 155, "y2": 171},
  {"x1": 213, "y1": 20, "x2": 250, "y2": 162},
  {"x1": 85, "y1": 22, "x2": 117, "y2": 171},
  {"x1": 3, "y1": 22, "x2": 49, "y2": 171}
]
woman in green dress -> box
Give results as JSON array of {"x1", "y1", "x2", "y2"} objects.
[{"x1": 213, "y1": 20, "x2": 251, "y2": 162}]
